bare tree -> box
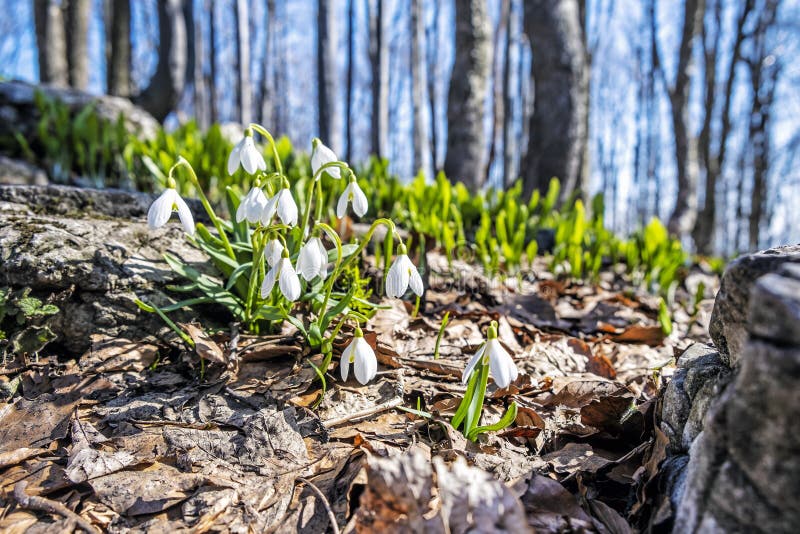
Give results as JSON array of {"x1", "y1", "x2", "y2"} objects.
[
  {"x1": 235, "y1": 0, "x2": 252, "y2": 124},
  {"x1": 693, "y1": 0, "x2": 752, "y2": 253},
  {"x1": 345, "y1": 0, "x2": 355, "y2": 161},
  {"x1": 259, "y1": 0, "x2": 277, "y2": 127},
  {"x1": 208, "y1": 0, "x2": 218, "y2": 123},
  {"x1": 368, "y1": 0, "x2": 389, "y2": 158},
  {"x1": 521, "y1": 0, "x2": 589, "y2": 200},
  {"x1": 107, "y1": 0, "x2": 132, "y2": 97},
  {"x1": 426, "y1": 1, "x2": 440, "y2": 171},
  {"x1": 411, "y1": 0, "x2": 431, "y2": 177},
  {"x1": 653, "y1": 0, "x2": 705, "y2": 239},
  {"x1": 488, "y1": 0, "x2": 510, "y2": 184},
  {"x1": 136, "y1": 0, "x2": 189, "y2": 122},
  {"x1": 317, "y1": 0, "x2": 342, "y2": 151},
  {"x1": 501, "y1": 0, "x2": 517, "y2": 186},
  {"x1": 33, "y1": 0, "x2": 68, "y2": 86},
  {"x1": 192, "y1": 0, "x2": 207, "y2": 127},
  {"x1": 444, "y1": 0, "x2": 492, "y2": 191}
]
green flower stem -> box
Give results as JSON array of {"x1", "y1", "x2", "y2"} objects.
[
  {"x1": 245, "y1": 231, "x2": 267, "y2": 326},
  {"x1": 174, "y1": 157, "x2": 236, "y2": 260},
  {"x1": 314, "y1": 179, "x2": 324, "y2": 224},
  {"x1": 248, "y1": 123, "x2": 283, "y2": 175},
  {"x1": 315, "y1": 222, "x2": 344, "y2": 324},
  {"x1": 339, "y1": 218, "x2": 397, "y2": 273},
  {"x1": 299, "y1": 161, "x2": 350, "y2": 240},
  {"x1": 465, "y1": 361, "x2": 490, "y2": 436}
]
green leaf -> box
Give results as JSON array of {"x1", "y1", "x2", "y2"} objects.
[
  {"x1": 467, "y1": 401, "x2": 518, "y2": 440},
  {"x1": 658, "y1": 298, "x2": 673, "y2": 336},
  {"x1": 12, "y1": 325, "x2": 57, "y2": 355}
]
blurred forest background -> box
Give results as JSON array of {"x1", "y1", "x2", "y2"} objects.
[{"x1": 0, "y1": 0, "x2": 798, "y2": 256}]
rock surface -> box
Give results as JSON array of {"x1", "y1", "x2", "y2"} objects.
[
  {"x1": 0, "y1": 156, "x2": 48, "y2": 186},
  {"x1": 0, "y1": 185, "x2": 208, "y2": 354},
  {"x1": 0, "y1": 80, "x2": 159, "y2": 141},
  {"x1": 708, "y1": 244, "x2": 800, "y2": 367},
  {"x1": 671, "y1": 249, "x2": 800, "y2": 533}
]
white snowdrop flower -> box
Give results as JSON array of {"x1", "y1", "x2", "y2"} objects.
[
  {"x1": 311, "y1": 138, "x2": 341, "y2": 179},
  {"x1": 462, "y1": 322, "x2": 519, "y2": 389},
  {"x1": 236, "y1": 186, "x2": 268, "y2": 224},
  {"x1": 147, "y1": 188, "x2": 195, "y2": 235},
  {"x1": 336, "y1": 177, "x2": 368, "y2": 218},
  {"x1": 227, "y1": 132, "x2": 266, "y2": 175},
  {"x1": 260, "y1": 256, "x2": 301, "y2": 301},
  {"x1": 340, "y1": 327, "x2": 377, "y2": 384},
  {"x1": 262, "y1": 188, "x2": 298, "y2": 226},
  {"x1": 385, "y1": 244, "x2": 423, "y2": 298},
  {"x1": 296, "y1": 237, "x2": 328, "y2": 281},
  {"x1": 264, "y1": 238, "x2": 284, "y2": 267}
]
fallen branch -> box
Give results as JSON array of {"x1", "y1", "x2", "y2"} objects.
[
  {"x1": 296, "y1": 477, "x2": 340, "y2": 534},
  {"x1": 322, "y1": 396, "x2": 404, "y2": 428},
  {"x1": 13, "y1": 481, "x2": 101, "y2": 534}
]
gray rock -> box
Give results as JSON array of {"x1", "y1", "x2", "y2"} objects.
[
  {"x1": 0, "y1": 185, "x2": 210, "y2": 354},
  {"x1": 674, "y1": 267, "x2": 800, "y2": 534},
  {"x1": 0, "y1": 156, "x2": 48, "y2": 186},
  {"x1": 709, "y1": 244, "x2": 800, "y2": 367},
  {"x1": 0, "y1": 80, "x2": 159, "y2": 141}
]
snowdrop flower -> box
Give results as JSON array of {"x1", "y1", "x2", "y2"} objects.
[
  {"x1": 311, "y1": 138, "x2": 341, "y2": 179},
  {"x1": 296, "y1": 236, "x2": 328, "y2": 281},
  {"x1": 340, "y1": 327, "x2": 377, "y2": 384},
  {"x1": 147, "y1": 187, "x2": 195, "y2": 235},
  {"x1": 236, "y1": 186, "x2": 268, "y2": 224},
  {"x1": 336, "y1": 176, "x2": 368, "y2": 218},
  {"x1": 264, "y1": 238, "x2": 284, "y2": 267},
  {"x1": 228, "y1": 131, "x2": 266, "y2": 175},
  {"x1": 260, "y1": 255, "x2": 301, "y2": 301},
  {"x1": 262, "y1": 187, "x2": 298, "y2": 226},
  {"x1": 385, "y1": 244, "x2": 423, "y2": 298},
  {"x1": 462, "y1": 321, "x2": 519, "y2": 389}
]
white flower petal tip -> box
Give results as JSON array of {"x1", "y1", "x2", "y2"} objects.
[
  {"x1": 461, "y1": 335, "x2": 520, "y2": 389},
  {"x1": 228, "y1": 136, "x2": 266, "y2": 175},
  {"x1": 385, "y1": 254, "x2": 423, "y2": 298},
  {"x1": 296, "y1": 237, "x2": 328, "y2": 281},
  {"x1": 264, "y1": 239, "x2": 284, "y2": 267},
  {"x1": 311, "y1": 140, "x2": 342, "y2": 179},
  {"x1": 340, "y1": 335, "x2": 377, "y2": 385},
  {"x1": 147, "y1": 189, "x2": 195, "y2": 235},
  {"x1": 336, "y1": 181, "x2": 368, "y2": 218}
]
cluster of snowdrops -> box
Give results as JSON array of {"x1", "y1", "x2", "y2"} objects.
[{"x1": 142, "y1": 124, "x2": 520, "y2": 439}]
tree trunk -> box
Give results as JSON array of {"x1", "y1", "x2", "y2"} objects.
[
  {"x1": 488, "y1": 0, "x2": 510, "y2": 185},
  {"x1": 192, "y1": 0, "x2": 207, "y2": 127},
  {"x1": 65, "y1": 0, "x2": 90, "y2": 90},
  {"x1": 444, "y1": 0, "x2": 492, "y2": 192},
  {"x1": 694, "y1": 0, "x2": 752, "y2": 254},
  {"x1": 33, "y1": 0, "x2": 68, "y2": 87},
  {"x1": 317, "y1": 0, "x2": 341, "y2": 151},
  {"x1": 235, "y1": 0, "x2": 252, "y2": 124},
  {"x1": 501, "y1": 0, "x2": 516, "y2": 186},
  {"x1": 411, "y1": 0, "x2": 431, "y2": 178},
  {"x1": 136, "y1": 0, "x2": 189, "y2": 122},
  {"x1": 345, "y1": 0, "x2": 355, "y2": 161},
  {"x1": 665, "y1": 0, "x2": 705, "y2": 239},
  {"x1": 107, "y1": 0, "x2": 132, "y2": 97},
  {"x1": 368, "y1": 0, "x2": 389, "y2": 158},
  {"x1": 520, "y1": 0, "x2": 589, "y2": 201},
  {"x1": 208, "y1": 0, "x2": 218, "y2": 124},
  {"x1": 426, "y1": 2, "x2": 440, "y2": 171},
  {"x1": 260, "y1": 0, "x2": 276, "y2": 127}
]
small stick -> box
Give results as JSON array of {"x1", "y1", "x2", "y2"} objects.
[
  {"x1": 322, "y1": 396, "x2": 403, "y2": 428},
  {"x1": 13, "y1": 481, "x2": 100, "y2": 534},
  {"x1": 296, "y1": 477, "x2": 340, "y2": 534}
]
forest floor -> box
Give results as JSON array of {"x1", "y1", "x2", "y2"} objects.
[{"x1": 0, "y1": 252, "x2": 717, "y2": 533}]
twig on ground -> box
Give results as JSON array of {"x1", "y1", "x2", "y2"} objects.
[
  {"x1": 322, "y1": 396, "x2": 404, "y2": 428},
  {"x1": 296, "y1": 477, "x2": 340, "y2": 534},
  {"x1": 13, "y1": 481, "x2": 101, "y2": 534}
]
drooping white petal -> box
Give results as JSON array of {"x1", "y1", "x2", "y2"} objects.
[
  {"x1": 351, "y1": 181, "x2": 368, "y2": 217},
  {"x1": 227, "y1": 138, "x2": 245, "y2": 175},
  {"x1": 311, "y1": 141, "x2": 341, "y2": 179},
  {"x1": 487, "y1": 339, "x2": 518, "y2": 388},
  {"x1": 386, "y1": 254, "x2": 412, "y2": 298},
  {"x1": 240, "y1": 137, "x2": 266, "y2": 174},
  {"x1": 315, "y1": 237, "x2": 329, "y2": 279},
  {"x1": 236, "y1": 188, "x2": 253, "y2": 223},
  {"x1": 173, "y1": 194, "x2": 195, "y2": 235},
  {"x1": 353, "y1": 338, "x2": 378, "y2": 384},
  {"x1": 260, "y1": 193, "x2": 279, "y2": 224},
  {"x1": 336, "y1": 183, "x2": 352, "y2": 218},
  {"x1": 462, "y1": 342, "x2": 487, "y2": 384},
  {"x1": 246, "y1": 188, "x2": 268, "y2": 223},
  {"x1": 264, "y1": 238, "x2": 283, "y2": 267},
  {"x1": 260, "y1": 263, "x2": 278, "y2": 297},
  {"x1": 276, "y1": 189, "x2": 298, "y2": 226},
  {"x1": 147, "y1": 189, "x2": 176, "y2": 230},
  {"x1": 408, "y1": 264, "x2": 424, "y2": 296},
  {"x1": 340, "y1": 341, "x2": 356, "y2": 381},
  {"x1": 278, "y1": 258, "x2": 301, "y2": 301},
  {"x1": 297, "y1": 238, "x2": 324, "y2": 281}
]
